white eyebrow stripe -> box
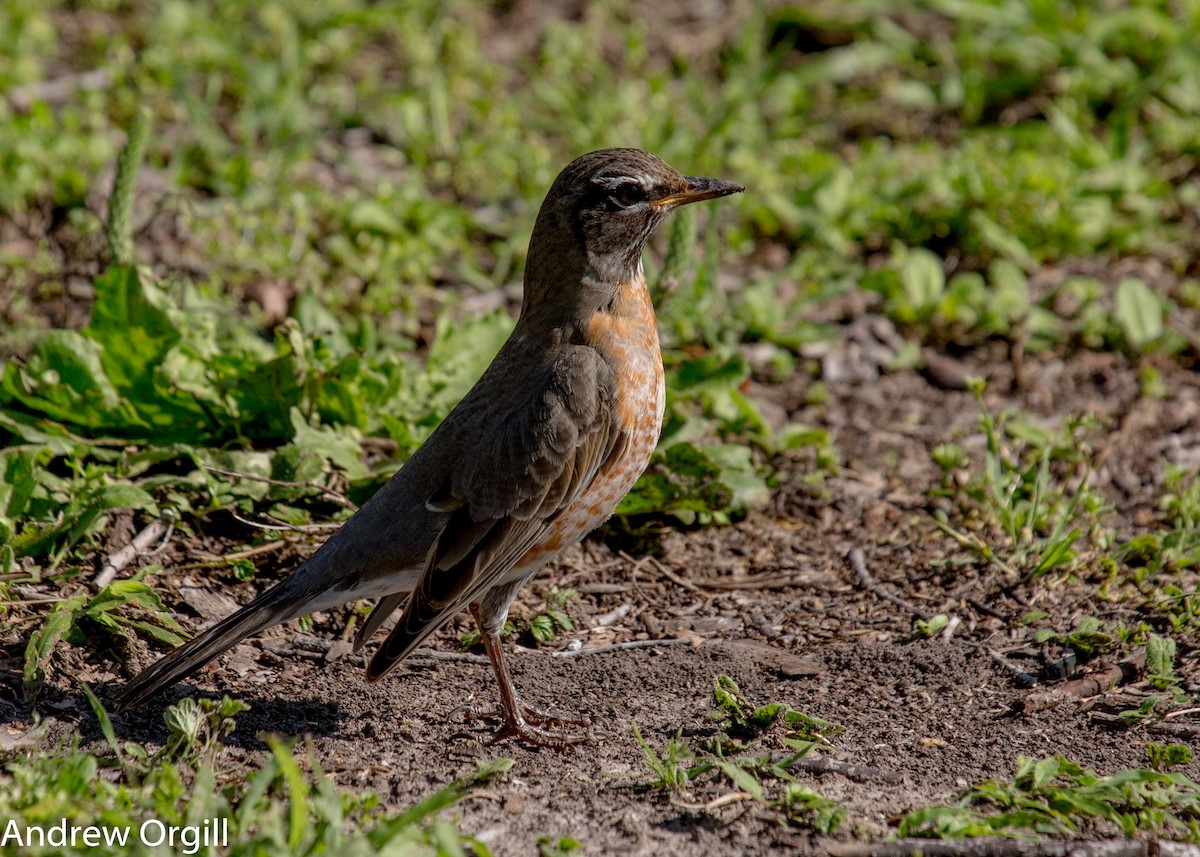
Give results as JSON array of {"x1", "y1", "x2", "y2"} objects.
[{"x1": 593, "y1": 172, "x2": 654, "y2": 188}]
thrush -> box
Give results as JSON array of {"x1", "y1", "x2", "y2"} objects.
[{"x1": 117, "y1": 148, "x2": 744, "y2": 747}]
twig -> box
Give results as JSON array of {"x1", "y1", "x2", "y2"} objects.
[
  {"x1": 407, "y1": 650, "x2": 490, "y2": 666},
  {"x1": 230, "y1": 510, "x2": 340, "y2": 533},
  {"x1": 978, "y1": 645, "x2": 1039, "y2": 687},
  {"x1": 826, "y1": 839, "x2": 1199, "y2": 857},
  {"x1": 847, "y1": 548, "x2": 931, "y2": 621},
  {"x1": 592, "y1": 603, "x2": 630, "y2": 627},
  {"x1": 547, "y1": 638, "x2": 694, "y2": 658},
  {"x1": 792, "y1": 754, "x2": 903, "y2": 784},
  {"x1": 1017, "y1": 649, "x2": 1146, "y2": 714},
  {"x1": 204, "y1": 464, "x2": 357, "y2": 510},
  {"x1": 646, "y1": 555, "x2": 703, "y2": 593},
  {"x1": 576, "y1": 583, "x2": 635, "y2": 595},
  {"x1": 1090, "y1": 712, "x2": 1200, "y2": 739},
  {"x1": 683, "y1": 574, "x2": 801, "y2": 591},
  {"x1": 182, "y1": 539, "x2": 292, "y2": 569},
  {"x1": 94, "y1": 511, "x2": 177, "y2": 587},
  {"x1": 676, "y1": 791, "x2": 757, "y2": 812}
]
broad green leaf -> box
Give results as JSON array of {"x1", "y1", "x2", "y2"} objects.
[
  {"x1": 970, "y1": 210, "x2": 1035, "y2": 270},
  {"x1": 1146, "y1": 634, "x2": 1177, "y2": 682},
  {"x1": 900, "y1": 247, "x2": 945, "y2": 310},
  {"x1": 986, "y1": 259, "x2": 1029, "y2": 327},
  {"x1": 1115, "y1": 277, "x2": 1164, "y2": 349},
  {"x1": 672, "y1": 353, "x2": 749, "y2": 396},
  {"x1": 23, "y1": 594, "x2": 88, "y2": 694},
  {"x1": 289, "y1": 409, "x2": 369, "y2": 481},
  {"x1": 421, "y1": 311, "x2": 513, "y2": 418},
  {"x1": 0, "y1": 446, "x2": 48, "y2": 519},
  {"x1": 85, "y1": 266, "x2": 182, "y2": 398},
  {"x1": 1032, "y1": 756, "x2": 1060, "y2": 790}
]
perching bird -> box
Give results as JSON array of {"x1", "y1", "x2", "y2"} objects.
[{"x1": 117, "y1": 148, "x2": 743, "y2": 746}]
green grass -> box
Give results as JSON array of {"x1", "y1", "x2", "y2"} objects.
[
  {"x1": 1, "y1": 692, "x2": 510, "y2": 856},
  {"x1": 4, "y1": 0, "x2": 1200, "y2": 850},
  {"x1": 931, "y1": 380, "x2": 1111, "y2": 578}
]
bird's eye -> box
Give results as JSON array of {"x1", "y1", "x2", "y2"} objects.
[{"x1": 613, "y1": 182, "x2": 646, "y2": 207}]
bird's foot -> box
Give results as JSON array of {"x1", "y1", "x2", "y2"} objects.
[
  {"x1": 460, "y1": 702, "x2": 593, "y2": 748},
  {"x1": 488, "y1": 707, "x2": 592, "y2": 749}
]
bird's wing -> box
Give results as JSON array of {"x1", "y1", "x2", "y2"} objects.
[{"x1": 362, "y1": 346, "x2": 623, "y2": 680}]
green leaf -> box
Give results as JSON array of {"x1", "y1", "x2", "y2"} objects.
[
  {"x1": 900, "y1": 247, "x2": 945, "y2": 311},
  {"x1": 85, "y1": 266, "x2": 182, "y2": 395},
  {"x1": 1146, "y1": 635, "x2": 1177, "y2": 684},
  {"x1": 23, "y1": 594, "x2": 87, "y2": 696},
  {"x1": 1031, "y1": 756, "x2": 1060, "y2": 790},
  {"x1": 267, "y1": 737, "x2": 310, "y2": 851},
  {"x1": 1115, "y1": 277, "x2": 1164, "y2": 349},
  {"x1": 970, "y1": 210, "x2": 1036, "y2": 270},
  {"x1": 715, "y1": 760, "x2": 764, "y2": 800},
  {"x1": 0, "y1": 446, "x2": 48, "y2": 520},
  {"x1": 529, "y1": 613, "x2": 554, "y2": 643}
]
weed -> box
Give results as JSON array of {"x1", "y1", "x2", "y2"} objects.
[
  {"x1": 1032, "y1": 616, "x2": 1120, "y2": 659},
  {"x1": 631, "y1": 723, "x2": 701, "y2": 795},
  {"x1": 528, "y1": 587, "x2": 579, "y2": 645},
  {"x1": 538, "y1": 836, "x2": 584, "y2": 857},
  {"x1": 898, "y1": 755, "x2": 1200, "y2": 841},
  {"x1": 629, "y1": 677, "x2": 847, "y2": 832},
  {"x1": 932, "y1": 381, "x2": 1109, "y2": 578},
  {"x1": 915, "y1": 614, "x2": 951, "y2": 638},
  {"x1": 2, "y1": 693, "x2": 510, "y2": 856},
  {"x1": 23, "y1": 576, "x2": 185, "y2": 699},
  {"x1": 709, "y1": 675, "x2": 843, "y2": 745},
  {"x1": 1162, "y1": 466, "x2": 1200, "y2": 532}
]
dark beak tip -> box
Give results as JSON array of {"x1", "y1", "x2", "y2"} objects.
[{"x1": 680, "y1": 176, "x2": 745, "y2": 203}]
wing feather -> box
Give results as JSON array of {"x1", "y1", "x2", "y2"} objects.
[{"x1": 361, "y1": 347, "x2": 622, "y2": 679}]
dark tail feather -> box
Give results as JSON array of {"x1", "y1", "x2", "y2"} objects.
[
  {"x1": 117, "y1": 582, "x2": 299, "y2": 710},
  {"x1": 353, "y1": 590, "x2": 408, "y2": 653}
]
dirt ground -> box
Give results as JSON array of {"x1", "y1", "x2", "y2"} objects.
[{"x1": 6, "y1": 313, "x2": 1199, "y2": 854}]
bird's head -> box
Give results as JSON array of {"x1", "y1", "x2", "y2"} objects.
[{"x1": 523, "y1": 148, "x2": 743, "y2": 316}]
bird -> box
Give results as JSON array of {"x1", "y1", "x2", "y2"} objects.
[{"x1": 116, "y1": 148, "x2": 744, "y2": 747}]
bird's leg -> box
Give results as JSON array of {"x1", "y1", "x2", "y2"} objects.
[{"x1": 467, "y1": 604, "x2": 591, "y2": 748}]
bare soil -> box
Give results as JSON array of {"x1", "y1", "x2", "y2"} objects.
[{"x1": 5, "y1": 326, "x2": 1199, "y2": 855}]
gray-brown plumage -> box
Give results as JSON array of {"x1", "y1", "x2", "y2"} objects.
[{"x1": 117, "y1": 148, "x2": 743, "y2": 746}]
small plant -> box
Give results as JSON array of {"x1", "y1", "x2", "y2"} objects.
[
  {"x1": 538, "y1": 835, "x2": 584, "y2": 857},
  {"x1": 915, "y1": 613, "x2": 951, "y2": 638},
  {"x1": 528, "y1": 587, "x2": 579, "y2": 645},
  {"x1": 899, "y1": 755, "x2": 1200, "y2": 840},
  {"x1": 631, "y1": 723, "x2": 701, "y2": 794},
  {"x1": 23, "y1": 577, "x2": 185, "y2": 698},
  {"x1": 1147, "y1": 743, "x2": 1193, "y2": 772},
  {"x1": 1032, "y1": 616, "x2": 1119, "y2": 658},
  {"x1": 933, "y1": 381, "x2": 1109, "y2": 578},
  {"x1": 1162, "y1": 466, "x2": 1200, "y2": 532},
  {"x1": 1146, "y1": 634, "x2": 1181, "y2": 691},
  {"x1": 627, "y1": 677, "x2": 847, "y2": 833},
  {"x1": 709, "y1": 675, "x2": 843, "y2": 743}
]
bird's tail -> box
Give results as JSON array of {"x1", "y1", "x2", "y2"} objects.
[{"x1": 116, "y1": 579, "x2": 305, "y2": 711}]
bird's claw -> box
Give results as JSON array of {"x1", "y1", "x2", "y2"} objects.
[{"x1": 459, "y1": 702, "x2": 593, "y2": 748}]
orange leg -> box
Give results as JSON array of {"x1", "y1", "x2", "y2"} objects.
[{"x1": 469, "y1": 604, "x2": 591, "y2": 748}]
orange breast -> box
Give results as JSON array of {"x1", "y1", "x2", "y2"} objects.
[{"x1": 512, "y1": 269, "x2": 665, "y2": 573}]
